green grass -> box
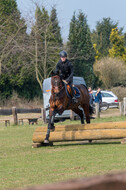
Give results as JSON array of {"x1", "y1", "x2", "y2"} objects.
[{"x1": 0, "y1": 116, "x2": 126, "y2": 189}]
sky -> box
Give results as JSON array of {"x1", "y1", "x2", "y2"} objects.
[{"x1": 16, "y1": 0, "x2": 126, "y2": 41}]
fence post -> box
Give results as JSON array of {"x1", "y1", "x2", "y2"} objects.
[
  {"x1": 119, "y1": 102, "x2": 123, "y2": 116},
  {"x1": 12, "y1": 107, "x2": 18, "y2": 125},
  {"x1": 124, "y1": 97, "x2": 126, "y2": 116},
  {"x1": 41, "y1": 108, "x2": 46, "y2": 123},
  {"x1": 95, "y1": 103, "x2": 100, "y2": 118},
  {"x1": 70, "y1": 110, "x2": 74, "y2": 120}
]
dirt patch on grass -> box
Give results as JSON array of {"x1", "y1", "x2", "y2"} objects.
[{"x1": 99, "y1": 108, "x2": 120, "y2": 118}]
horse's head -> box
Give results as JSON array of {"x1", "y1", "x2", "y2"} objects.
[{"x1": 51, "y1": 71, "x2": 63, "y2": 94}]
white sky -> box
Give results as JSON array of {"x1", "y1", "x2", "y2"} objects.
[{"x1": 16, "y1": 0, "x2": 126, "y2": 41}]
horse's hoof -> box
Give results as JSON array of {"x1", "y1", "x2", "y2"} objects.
[
  {"x1": 50, "y1": 125, "x2": 55, "y2": 132},
  {"x1": 44, "y1": 139, "x2": 49, "y2": 144}
]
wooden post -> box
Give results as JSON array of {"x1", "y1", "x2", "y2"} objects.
[
  {"x1": 119, "y1": 102, "x2": 123, "y2": 116},
  {"x1": 124, "y1": 97, "x2": 126, "y2": 116},
  {"x1": 70, "y1": 110, "x2": 74, "y2": 120},
  {"x1": 95, "y1": 103, "x2": 100, "y2": 118},
  {"x1": 12, "y1": 107, "x2": 18, "y2": 125},
  {"x1": 41, "y1": 108, "x2": 46, "y2": 123}
]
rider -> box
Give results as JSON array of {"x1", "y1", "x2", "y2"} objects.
[{"x1": 55, "y1": 50, "x2": 77, "y2": 103}]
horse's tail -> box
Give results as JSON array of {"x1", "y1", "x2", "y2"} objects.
[{"x1": 89, "y1": 105, "x2": 94, "y2": 115}]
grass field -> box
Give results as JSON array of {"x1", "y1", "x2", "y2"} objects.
[{"x1": 1, "y1": 115, "x2": 126, "y2": 189}]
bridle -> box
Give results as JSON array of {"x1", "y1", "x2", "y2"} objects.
[{"x1": 51, "y1": 76, "x2": 65, "y2": 97}]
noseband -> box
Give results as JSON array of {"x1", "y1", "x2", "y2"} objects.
[{"x1": 52, "y1": 76, "x2": 65, "y2": 96}]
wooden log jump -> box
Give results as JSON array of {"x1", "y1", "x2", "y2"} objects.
[{"x1": 32, "y1": 121, "x2": 126, "y2": 147}]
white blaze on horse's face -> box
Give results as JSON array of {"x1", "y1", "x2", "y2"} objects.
[
  {"x1": 54, "y1": 79, "x2": 59, "y2": 93},
  {"x1": 53, "y1": 77, "x2": 61, "y2": 94}
]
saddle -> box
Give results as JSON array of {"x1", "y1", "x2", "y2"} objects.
[{"x1": 66, "y1": 85, "x2": 80, "y2": 99}]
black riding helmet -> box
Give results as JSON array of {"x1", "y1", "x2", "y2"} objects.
[{"x1": 59, "y1": 50, "x2": 67, "y2": 58}]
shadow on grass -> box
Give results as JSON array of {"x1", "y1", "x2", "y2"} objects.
[{"x1": 51, "y1": 140, "x2": 121, "y2": 148}]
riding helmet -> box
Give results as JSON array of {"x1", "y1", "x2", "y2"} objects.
[{"x1": 59, "y1": 50, "x2": 67, "y2": 58}]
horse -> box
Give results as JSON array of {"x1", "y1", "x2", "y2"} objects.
[{"x1": 44, "y1": 72, "x2": 93, "y2": 143}]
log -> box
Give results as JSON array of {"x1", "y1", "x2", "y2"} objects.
[
  {"x1": 32, "y1": 128, "x2": 126, "y2": 143},
  {"x1": 35, "y1": 121, "x2": 126, "y2": 132},
  {"x1": 32, "y1": 121, "x2": 126, "y2": 144}
]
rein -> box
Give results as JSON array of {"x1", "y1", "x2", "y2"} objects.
[
  {"x1": 51, "y1": 78, "x2": 65, "y2": 97},
  {"x1": 51, "y1": 77, "x2": 72, "y2": 109},
  {"x1": 52, "y1": 81, "x2": 71, "y2": 98},
  {"x1": 53, "y1": 85, "x2": 65, "y2": 97}
]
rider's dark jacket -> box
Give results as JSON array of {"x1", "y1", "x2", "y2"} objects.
[{"x1": 55, "y1": 59, "x2": 73, "y2": 84}]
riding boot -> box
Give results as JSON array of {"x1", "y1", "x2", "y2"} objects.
[{"x1": 71, "y1": 86, "x2": 78, "y2": 103}]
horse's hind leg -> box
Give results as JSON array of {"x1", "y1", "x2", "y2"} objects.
[
  {"x1": 82, "y1": 104, "x2": 90, "y2": 124},
  {"x1": 72, "y1": 108, "x2": 84, "y2": 124}
]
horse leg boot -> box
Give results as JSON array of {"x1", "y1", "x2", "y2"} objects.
[
  {"x1": 50, "y1": 111, "x2": 56, "y2": 131},
  {"x1": 44, "y1": 110, "x2": 56, "y2": 143},
  {"x1": 44, "y1": 123, "x2": 51, "y2": 144}
]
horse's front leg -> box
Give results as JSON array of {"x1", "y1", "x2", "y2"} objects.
[
  {"x1": 44, "y1": 109, "x2": 56, "y2": 143},
  {"x1": 50, "y1": 110, "x2": 56, "y2": 131}
]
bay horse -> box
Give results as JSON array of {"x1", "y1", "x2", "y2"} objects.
[{"x1": 44, "y1": 72, "x2": 93, "y2": 143}]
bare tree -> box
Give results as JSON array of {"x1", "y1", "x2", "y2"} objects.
[
  {"x1": 0, "y1": 13, "x2": 28, "y2": 76},
  {"x1": 20, "y1": 3, "x2": 62, "y2": 90},
  {"x1": 0, "y1": 1, "x2": 62, "y2": 91}
]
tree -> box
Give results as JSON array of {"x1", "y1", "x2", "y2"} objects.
[
  {"x1": 29, "y1": 6, "x2": 62, "y2": 90},
  {"x1": 50, "y1": 7, "x2": 62, "y2": 46},
  {"x1": 91, "y1": 18, "x2": 121, "y2": 57},
  {"x1": 0, "y1": 0, "x2": 41, "y2": 100},
  {"x1": 0, "y1": 0, "x2": 25, "y2": 98},
  {"x1": 93, "y1": 43, "x2": 100, "y2": 61},
  {"x1": 0, "y1": 0, "x2": 19, "y2": 75},
  {"x1": 93, "y1": 57, "x2": 126, "y2": 88},
  {"x1": 124, "y1": 32, "x2": 126, "y2": 47},
  {"x1": 67, "y1": 12, "x2": 78, "y2": 59},
  {"x1": 109, "y1": 28, "x2": 126, "y2": 62},
  {"x1": 67, "y1": 11, "x2": 95, "y2": 86}
]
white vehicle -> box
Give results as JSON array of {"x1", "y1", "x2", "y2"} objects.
[
  {"x1": 92, "y1": 90, "x2": 119, "y2": 110},
  {"x1": 43, "y1": 76, "x2": 86, "y2": 121}
]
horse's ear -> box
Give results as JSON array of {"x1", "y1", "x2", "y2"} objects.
[
  {"x1": 56, "y1": 70, "x2": 59, "y2": 75},
  {"x1": 51, "y1": 70, "x2": 56, "y2": 76},
  {"x1": 51, "y1": 70, "x2": 59, "y2": 76}
]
